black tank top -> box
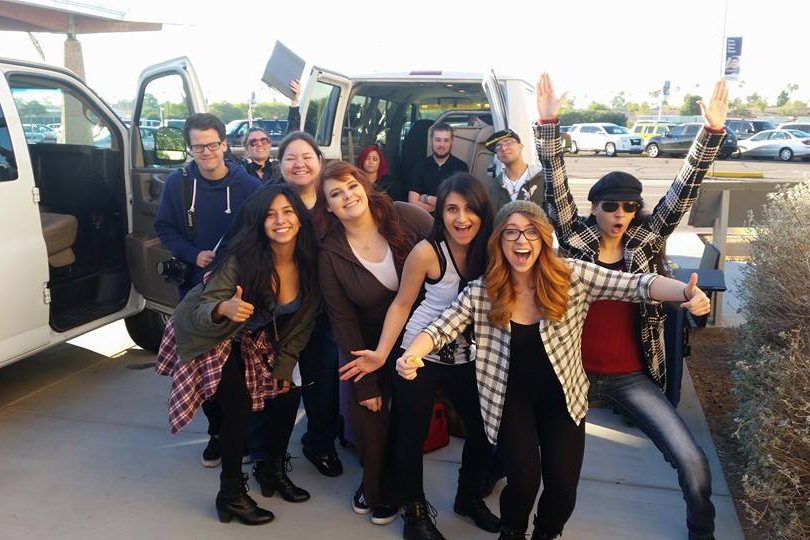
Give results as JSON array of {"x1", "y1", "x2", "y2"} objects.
[{"x1": 508, "y1": 321, "x2": 566, "y2": 408}]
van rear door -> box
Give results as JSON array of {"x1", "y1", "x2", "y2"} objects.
[
  {"x1": 299, "y1": 66, "x2": 351, "y2": 159},
  {"x1": 0, "y1": 67, "x2": 50, "y2": 366},
  {"x1": 483, "y1": 72, "x2": 507, "y2": 131}
]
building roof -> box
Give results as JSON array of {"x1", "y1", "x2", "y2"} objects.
[{"x1": 0, "y1": 0, "x2": 161, "y2": 33}]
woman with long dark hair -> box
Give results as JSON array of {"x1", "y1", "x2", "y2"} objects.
[
  {"x1": 315, "y1": 160, "x2": 432, "y2": 527},
  {"x1": 157, "y1": 184, "x2": 320, "y2": 525},
  {"x1": 356, "y1": 144, "x2": 400, "y2": 200},
  {"x1": 341, "y1": 173, "x2": 498, "y2": 538},
  {"x1": 396, "y1": 201, "x2": 711, "y2": 539},
  {"x1": 536, "y1": 73, "x2": 728, "y2": 540}
]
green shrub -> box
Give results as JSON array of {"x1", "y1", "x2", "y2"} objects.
[
  {"x1": 558, "y1": 110, "x2": 628, "y2": 127},
  {"x1": 732, "y1": 181, "x2": 810, "y2": 539}
]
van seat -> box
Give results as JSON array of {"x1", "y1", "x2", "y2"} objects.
[
  {"x1": 39, "y1": 212, "x2": 78, "y2": 267},
  {"x1": 471, "y1": 124, "x2": 495, "y2": 181}
]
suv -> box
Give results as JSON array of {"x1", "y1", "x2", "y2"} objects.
[
  {"x1": 0, "y1": 55, "x2": 207, "y2": 368},
  {"x1": 631, "y1": 121, "x2": 674, "y2": 146},
  {"x1": 645, "y1": 122, "x2": 738, "y2": 159},
  {"x1": 725, "y1": 118, "x2": 775, "y2": 139},
  {"x1": 776, "y1": 122, "x2": 810, "y2": 135},
  {"x1": 225, "y1": 118, "x2": 289, "y2": 157},
  {"x1": 567, "y1": 123, "x2": 643, "y2": 156}
]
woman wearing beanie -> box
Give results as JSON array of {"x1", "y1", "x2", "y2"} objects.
[
  {"x1": 535, "y1": 73, "x2": 728, "y2": 540},
  {"x1": 396, "y1": 200, "x2": 712, "y2": 539}
]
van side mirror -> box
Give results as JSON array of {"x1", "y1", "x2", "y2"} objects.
[{"x1": 154, "y1": 127, "x2": 187, "y2": 165}]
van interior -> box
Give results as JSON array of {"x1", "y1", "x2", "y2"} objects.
[
  {"x1": 10, "y1": 75, "x2": 130, "y2": 332},
  {"x1": 310, "y1": 81, "x2": 496, "y2": 199}
]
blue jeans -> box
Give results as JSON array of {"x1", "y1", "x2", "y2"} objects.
[
  {"x1": 297, "y1": 313, "x2": 340, "y2": 456},
  {"x1": 588, "y1": 372, "x2": 715, "y2": 539}
]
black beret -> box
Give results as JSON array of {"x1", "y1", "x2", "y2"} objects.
[{"x1": 587, "y1": 171, "x2": 643, "y2": 202}]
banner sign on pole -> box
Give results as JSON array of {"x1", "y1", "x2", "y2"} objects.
[{"x1": 724, "y1": 37, "x2": 742, "y2": 80}]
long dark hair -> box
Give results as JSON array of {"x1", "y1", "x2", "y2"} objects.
[
  {"x1": 430, "y1": 173, "x2": 493, "y2": 279},
  {"x1": 314, "y1": 160, "x2": 411, "y2": 267},
  {"x1": 210, "y1": 184, "x2": 319, "y2": 317}
]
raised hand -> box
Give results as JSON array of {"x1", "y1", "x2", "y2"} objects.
[
  {"x1": 395, "y1": 355, "x2": 425, "y2": 381},
  {"x1": 536, "y1": 72, "x2": 567, "y2": 121},
  {"x1": 289, "y1": 79, "x2": 301, "y2": 107},
  {"x1": 339, "y1": 349, "x2": 386, "y2": 382},
  {"x1": 680, "y1": 273, "x2": 711, "y2": 316},
  {"x1": 214, "y1": 285, "x2": 254, "y2": 323},
  {"x1": 698, "y1": 80, "x2": 729, "y2": 130}
]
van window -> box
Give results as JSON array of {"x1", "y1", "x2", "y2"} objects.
[
  {"x1": 343, "y1": 94, "x2": 394, "y2": 159},
  {"x1": 304, "y1": 80, "x2": 341, "y2": 146},
  {"x1": 135, "y1": 73, "x2": 192, "y2": 168},
  {"x1": 0, "y1": 100, "x2": 19, "y2": 182}
]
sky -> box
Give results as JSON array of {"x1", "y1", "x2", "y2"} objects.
[{"x1": 1, "y1": 0, "x2": 808, "y2": 110}]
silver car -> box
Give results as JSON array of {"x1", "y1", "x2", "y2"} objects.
[{"x1": 736, "y1": 129, "x2": 810, "y2": 161}]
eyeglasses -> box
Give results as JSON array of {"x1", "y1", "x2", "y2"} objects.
[
  {"x1": 600, "y1": 201, "x2": 640, "y2": 213},
  {"x1": 189, "y1": 141, "x2": 223, "y2": 154},
  {"x1": 501, "y1": 227, "x2": 541, "y2": 241},
  {"x1": 495, "y1": 139, "x2": 518, "y2": 152},
  {"x1": 248, "y1": 137, "x2": 270, "y2": 147}
]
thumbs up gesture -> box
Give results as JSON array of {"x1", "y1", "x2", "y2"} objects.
[
  {"x1": 680, "y1": 273, "x2": 711, "y2": 316},
  {"x1": 214, "y1": 285, "x2": 255, "y2": 323}
]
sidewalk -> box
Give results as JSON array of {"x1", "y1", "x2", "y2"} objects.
[{"x1": 0, "y1": 312, "x2": 745, "y2": 539}]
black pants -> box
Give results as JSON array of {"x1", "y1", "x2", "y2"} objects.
[
  {"x1": 394, "y1": 359, "x2": 492, "y2": 502},
  {"x1": 201, "y1": 400, "x2": 221, "y2": 437},
  {"x1": 246, "y1": 387, "x2": 302, "y2": 462},
  {"x1": 298, "y1": 313, "x2": 340, "y2": 456},
  {"x1": 497, "y1": 374, "x2": 586, "y2": 534},
  {"x1": 214, "y1": 347, "x2": 251, "y2": 478}
]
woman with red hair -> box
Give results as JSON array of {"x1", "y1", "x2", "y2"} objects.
[
  {"x1": 315, "y1": 160, "x2": 431, "y2": 527},
  {"x1": 356, "y1": 145, "x2": 400, "y2": 201}
]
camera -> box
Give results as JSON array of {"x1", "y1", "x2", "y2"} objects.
[{"x1": 157, "y1": 257, "x2": 194, "y2": 287}]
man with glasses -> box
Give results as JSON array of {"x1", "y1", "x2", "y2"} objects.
[
  {"x1": 154, "y1": 112, "x2": 261, "y2": 468},
  {"x1": 484, "y1": 128, "x2": 544, "y2": 211},
  {"x1": 243, "y1": 80, "x2": 301, "y2": 183}
]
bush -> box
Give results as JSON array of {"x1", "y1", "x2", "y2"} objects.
[
  {"x1": 732, "y1": 181, "x2": 810, "y2": 539},
  {"x1": 558, "y1": 110, "x2": 628, "y2": 127}
]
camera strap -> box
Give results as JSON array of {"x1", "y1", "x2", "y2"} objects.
[{"x1": 179, "y1": 166, "x2": 197, "y2": 242}]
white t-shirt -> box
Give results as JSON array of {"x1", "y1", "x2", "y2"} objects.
[
  {"x1": 502, "y1": 164, "x2": 542, "y2": 201},
  {"x1": 349, "y1": 243, "x2": 399, "y2": 292}
]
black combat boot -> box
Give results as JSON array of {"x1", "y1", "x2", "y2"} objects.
[
  {"x1": 401, "y1": 500, "x2": 446, "y2": 540},
  {"x1": 215, "y1": 473, "x2": 274, "y2": 525},
  {"x1": 254, "y1": 454, "x2": 310, "y2": 502}
]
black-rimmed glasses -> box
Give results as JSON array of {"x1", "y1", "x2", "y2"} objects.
[
  {"x1": 189, "y1": 141, "x2": 223, "y2": 154},
  {"x1": 501, "y1": 227, "x2": 541, "y2": 241}
]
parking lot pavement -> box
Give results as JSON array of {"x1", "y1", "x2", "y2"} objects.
[{"x1": 0, "y1": 321, "x2": 744, "y2": 539}]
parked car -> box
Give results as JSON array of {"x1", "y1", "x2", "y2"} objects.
[
  {"x1": 645, "y1": 123, "x2": 738, "y2": 159},
  {"x1": 724, "y1": 118, "x2": 775, "y2": 139},
  {"x1": 736, "y1": 129, "x2": 810, "y2": 161},
  {"x1": 776, "y1": 122, "x2": 810, "y2": 134},
  {"x1": 567, "y1": 123, "x2": 643, "y2": 156},
  {"x1": 23, "y1": 124, "x2": 57, "y2": 143},
  {"x1": 560, "y1": 125, "x2": 572, "y2": 152},
  {"x1": 631, "y1": 121, "x2": 675, "y2": 146}
]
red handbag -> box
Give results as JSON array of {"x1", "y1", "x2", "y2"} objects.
[{"x1": 422, "y1": 401, "x2": 450, "y2": 453}]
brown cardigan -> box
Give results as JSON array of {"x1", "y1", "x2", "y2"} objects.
[{"x1": 318, "y1": 201, "x2": 433, "y2": 401}]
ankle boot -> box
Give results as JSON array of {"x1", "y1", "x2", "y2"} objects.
[
  {"x1": 255, "y1": 454, "x2": 310, "y2": 502},
  {"x1": 402, "y1": 500, "x2": 446, "y2": 540},
  {"x1": 530, "y1": 515, "x2": 561, "y2": 539},
  {"x1": 215, "y1": 473, "x2": 274, "y2": 525},
  {"x1": 498, "y1": 525, "x2": 527, "y2": 540},
  {"x1": 453, "y1": 490, "x2": 500, "y2": 532}
]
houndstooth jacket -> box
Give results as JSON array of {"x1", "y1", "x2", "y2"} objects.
[
  {"x1": 535, "y1": 120, "x2": 725, "y2": 391},
  {"x1": 422, "y1": 259, "x2": 658, "y2": 444}
]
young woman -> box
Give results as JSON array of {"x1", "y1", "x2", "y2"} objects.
[
  {"x1": 274, "y1": 131, "x2": 344, "y2": 477},
  {"x1": 341, "y1": 173, "x2": 498, "y2": 539},
  {"x1": 315, "y1": 160, "x2": 432, "y2": 526},
  {"x1": 535, "y1": 73, "x2": 728, "y2": 540},
  {"x1": 157, "y1": 184, "x2": 320, "y2": 525},
  {"x1": 357, "y1": 145, "x2": 400, "y2": 200},
  {"x1": 396, "y1": 201, "x2": 711, "y2": 540}
]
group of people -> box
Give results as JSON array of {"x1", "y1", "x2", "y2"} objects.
[{"x1": 153, "y1": 72, "x2": 730, "y2": 540}]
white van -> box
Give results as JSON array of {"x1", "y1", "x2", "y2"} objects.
[
  {"x1": 0, "y1": 55, "x2": 539, "y2": 369},
  {"x1": 0, "y1": 56, "x2": 205, "y2": 367}
]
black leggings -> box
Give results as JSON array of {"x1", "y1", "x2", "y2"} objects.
[
  {"x1": 394, "y1": 359, "x2": 492, "y2": 502},
  {"x1": 247, "y1": 386, "x2": 302, "y2": 462},
  {"x1": 497, "y1": 377, "x2": 586, "y2": 534}
]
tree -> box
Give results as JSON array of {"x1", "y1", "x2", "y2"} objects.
[
  {"x1": 777, "y1": 100, "x2": 809, "y2": 117},
  {"x1": 728, "y1": 98, "x2": 751, "y2": 117},
  {"x1": 679, "y1": 94, "x2": 703, "y2": 116},
  {"x1": 776, "y1": 90, "x2": 790, "y2": 108},
  {"x1": 208, "y1": 101, "x2": 248, "y2": 123},
  {"x1": 611, "y1": 92, "x2": 627, "y2": 111},
  {"x1": 745, "y1": 93, "x2": 768, "y2": 114}
]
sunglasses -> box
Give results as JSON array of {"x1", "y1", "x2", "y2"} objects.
[
  {"x1": 600, "y1": 201, "x2": 640, "y2": 213},
  {"x1": 248, "y1": 137, "x2": 271, "y2": 147}
]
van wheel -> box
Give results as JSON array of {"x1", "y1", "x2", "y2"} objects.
[
  {"x1": 125, "y1": 308, "x2": 169, "y2": 353},
  {"x1": 605, "y1": 143, "x2": 617, "y2": 157},
  {"x1": 646, "y1": 143, "x2": 660, "y2": 158},
  {"x1": 779, "y1": 147, "x2": 793, "y2": 161}
]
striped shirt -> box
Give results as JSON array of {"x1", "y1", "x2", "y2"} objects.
[{"x1": 421, "y1": 259, "x2": 658, "y2": 444}]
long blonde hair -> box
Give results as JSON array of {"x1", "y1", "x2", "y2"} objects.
[{"x1": 485, "y1": 212, "x2": 571, "y2": 326}]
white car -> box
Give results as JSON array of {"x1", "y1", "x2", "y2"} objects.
[
  {"x1": 568, "y1": 123, "x2": 643, "y2": 156},
  {"x1": 736, "y1": 129, "x2": 810, "y2": 161}
]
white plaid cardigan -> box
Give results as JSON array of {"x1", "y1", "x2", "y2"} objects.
[
  {"x1": 535, "y1": 121, "x2": 725, "y2": 390},
  {"x1": 422, "y1": 259, "x2": 658, "y2": 444}
]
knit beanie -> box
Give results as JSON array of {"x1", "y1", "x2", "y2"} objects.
[{"x1": 494, "y1": 200, "x2": 549, "y2": 230}]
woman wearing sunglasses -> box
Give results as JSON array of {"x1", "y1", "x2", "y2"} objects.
[{"x1": 535, "y1": 73, "x2": 729, "y2": 540}]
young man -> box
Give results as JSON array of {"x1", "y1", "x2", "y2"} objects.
[
  {"x1": 244, "y1": 80, "x2": 302, "y2": 183},
  {"x1": 484, "y1": 128, "x2": 544, "y2": 211},
  {"x1": 154, "y1": 112, "x2": 260, "y2": 468},
  {"x1": 408, "y1": 122, "x2": 468, "y2": 213}
]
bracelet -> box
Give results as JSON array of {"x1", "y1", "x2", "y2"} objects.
[{"x1": 682, "y1": 287, "x2": 690, "y2": 301}]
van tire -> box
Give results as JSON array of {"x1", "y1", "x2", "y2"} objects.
[{"x1": 125, "y1": 308, "x2": 169, "y2": 353}]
